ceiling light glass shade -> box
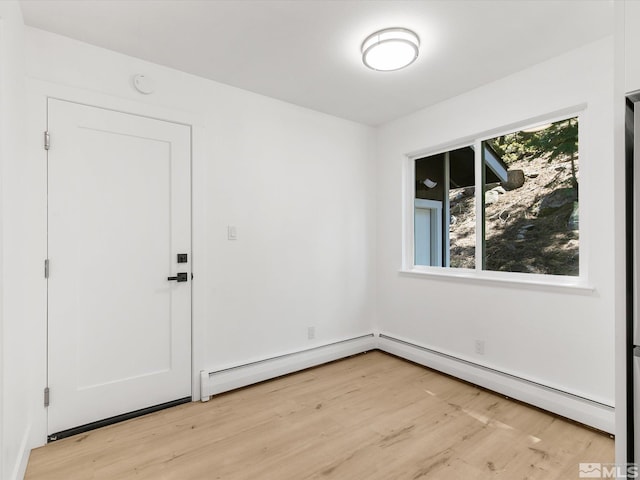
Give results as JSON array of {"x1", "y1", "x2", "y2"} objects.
[{"x1": 362, "y1": 28, "x2": 420, "y2": 71}]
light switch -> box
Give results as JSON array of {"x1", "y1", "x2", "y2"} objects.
[{"x1": 227, "y1": 225, "x2": 237, "y2": 240}]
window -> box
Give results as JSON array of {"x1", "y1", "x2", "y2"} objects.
[
  {"x1": 410, "y1": 115, "x2": 580, "y2": 278},
  {"x1": 414, "y1": 146, "x2": 476, "y2": 268}
]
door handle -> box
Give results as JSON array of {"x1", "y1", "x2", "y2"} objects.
[{"x1": 167, "y1": 272, "x2": 188, "y2": 282}]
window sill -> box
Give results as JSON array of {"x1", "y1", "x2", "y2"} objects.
[{"x1": 398, "y1": 267, "x2": 595, "y2": 294}]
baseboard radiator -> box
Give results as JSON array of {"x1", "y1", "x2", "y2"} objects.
[
  {"x1": 199, "y1": 332, "x2": 614, "y2": 434},
  {"x1": 377, "y1": 334, "x2": 615, "y2": 434},
  {"x1": 200, "y1": 334, "x2": 376, "y2": 402}
]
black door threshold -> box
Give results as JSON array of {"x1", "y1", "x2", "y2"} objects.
[{"x1": 47, "y1": 396, "x2": 192, "y2": 442}]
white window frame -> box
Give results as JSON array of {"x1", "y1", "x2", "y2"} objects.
[{"x1": 401, "y1": 106, "x2": 592, "y2": 291}]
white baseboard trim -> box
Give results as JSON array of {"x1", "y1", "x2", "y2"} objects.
[
  {"x1": 9, "y1": 421, "x2": 32, "y2": 480},
  {"x1": 200, "y1": 334, "x2": 377, "y2": 401},
  {"x1": 377, "y1": 334, "x2": 615, "y2": 434}
]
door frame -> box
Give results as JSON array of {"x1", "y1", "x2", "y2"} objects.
[{"x1": 26, "y1": 78, "x2": 205, "y2": 446}]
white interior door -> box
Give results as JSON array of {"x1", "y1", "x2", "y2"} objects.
[{"x1": 47, "y1": 99, "x2": 192, "y2": 436}]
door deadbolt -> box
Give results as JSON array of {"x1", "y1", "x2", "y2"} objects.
[{"x1": 167, "y1": 272, "x2": 188, "y2": 282}]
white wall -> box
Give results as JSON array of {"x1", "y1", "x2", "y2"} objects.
[
  {"x1": 376, "y1": 38, "x2": 616, "y2": 407},
  {"x1": 625, "y1": 0, "x2": 640, "y2": 95},
  {"x1": 620, "y1": 0, "x2": 640, "y2": 465},
  {"x1": 0, "y1": 4, "x2": 44, "y2": 480},
  {"x1": 19, "y1": 26, "x2": 376, "y2": 451}
]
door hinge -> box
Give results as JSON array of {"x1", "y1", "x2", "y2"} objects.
[
  {"x1": 44, "y1": 259, "x2": 49, "y2": 279},
  {"x1": 44, "y1": 387, "x2": 50, "y2": 407},
  {"x1": 44, "y1": 131, "x2": 50, "y2": 150}
]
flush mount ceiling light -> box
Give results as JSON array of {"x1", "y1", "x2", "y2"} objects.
[{"x1": 361, "y1": 27, "x2": 420, "y2": 72}]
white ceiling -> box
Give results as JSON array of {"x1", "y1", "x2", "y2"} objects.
[{"x1": 19, "y1": 0, "x2": 613, "y2": 126}]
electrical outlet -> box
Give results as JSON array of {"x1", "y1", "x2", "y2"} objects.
[
  {"x1": 475, "y1": 340, "x2": 485, "y2": 355},
  {"x1": 307, "y1": 326, "x2": 315, "y2": 340}
]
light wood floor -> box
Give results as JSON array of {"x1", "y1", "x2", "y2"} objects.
[{"x1": 25, "y1": 351, "x2": 613, "y2": 480}]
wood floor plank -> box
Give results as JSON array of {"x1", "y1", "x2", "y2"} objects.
[{"x1": 25, "y1": 351, "x2": 613, "y2": 479}]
